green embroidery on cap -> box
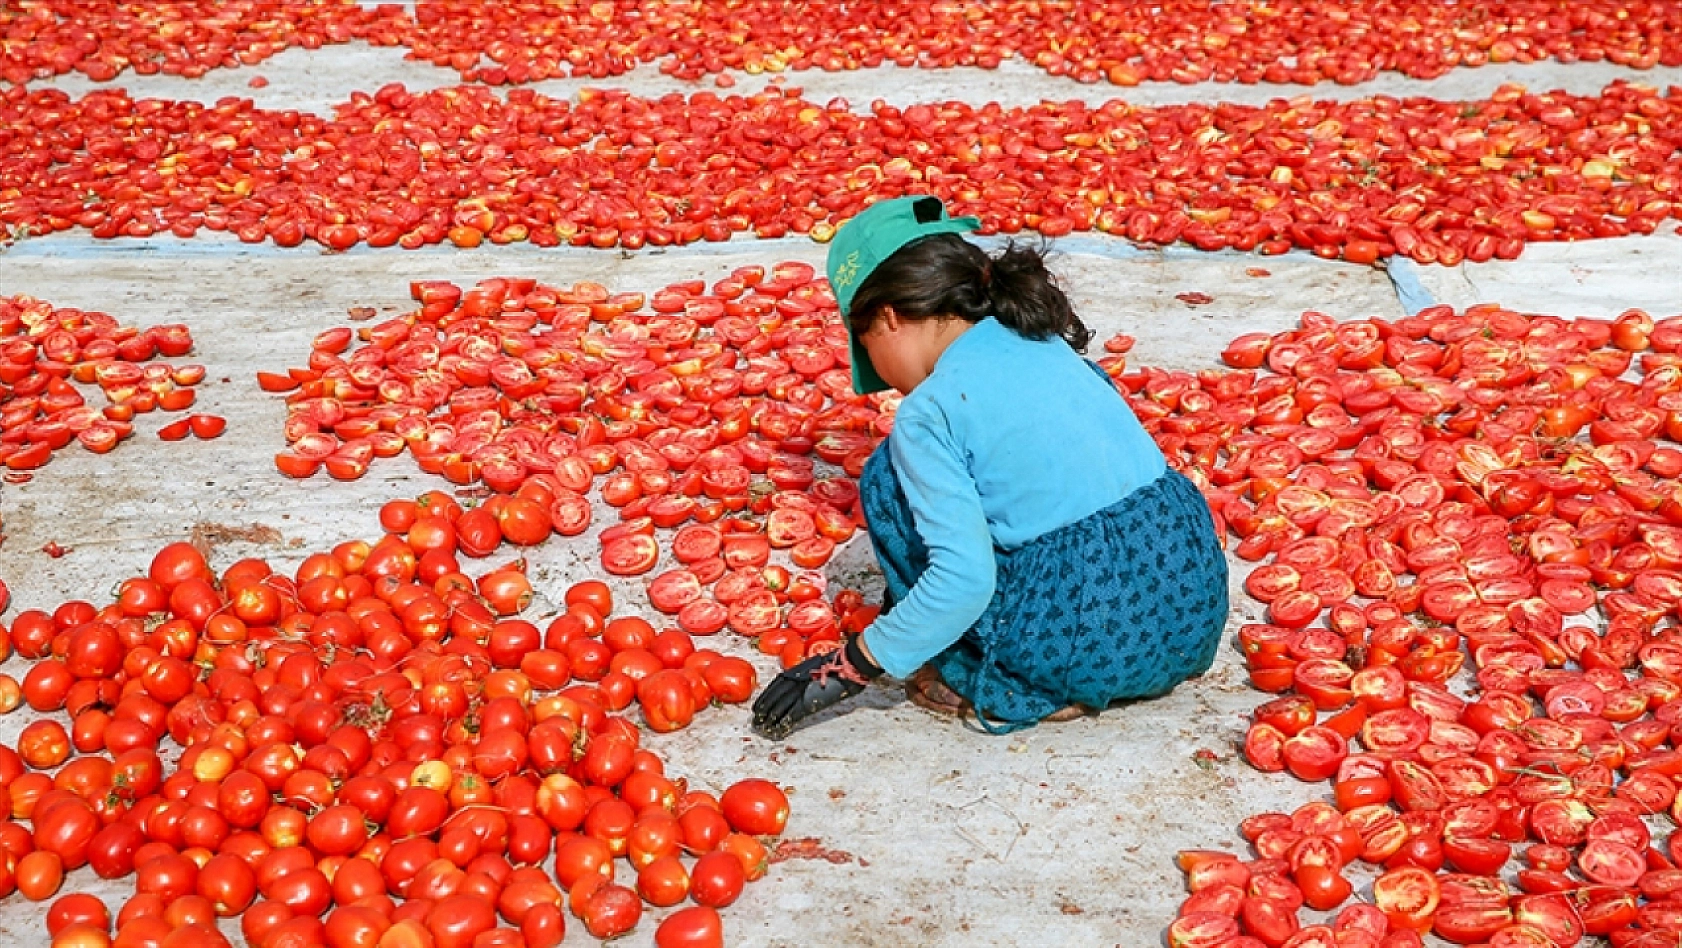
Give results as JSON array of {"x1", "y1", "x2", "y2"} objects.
[{"x1": 831, "y1": 250, "x2": 861, "y2": 291}]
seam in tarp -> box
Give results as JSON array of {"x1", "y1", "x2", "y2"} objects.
[{"x1": 1382, "y1": 256, "x2": 1440, "y2": 315}]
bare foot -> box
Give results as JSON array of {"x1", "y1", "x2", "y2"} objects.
[{"x1": 1040, "y1": 704, "x2": 1094, "y2": 723}]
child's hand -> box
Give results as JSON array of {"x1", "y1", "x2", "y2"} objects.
[{"x1": 751, "y1": 636, "x2": 883, "y2": 739}]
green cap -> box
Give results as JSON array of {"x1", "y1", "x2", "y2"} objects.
[{"x1": 826, "y1": 196, "x2": 980, "y2": 395}]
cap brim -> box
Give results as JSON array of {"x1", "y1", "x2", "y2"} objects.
[
  {"x1": 850, "y1": 332, "x2": 890, "y2": 396},
  {"x1": 842, "y1": 214, "x2": 980, "y2": 396}
]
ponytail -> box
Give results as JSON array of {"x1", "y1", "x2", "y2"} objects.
[
  {"x1": 846, "y1": 234, "x2": 1092, "y2": 352},
  {"x1": 986, "y1": 240, "x2": 1092, "y2": 352}
]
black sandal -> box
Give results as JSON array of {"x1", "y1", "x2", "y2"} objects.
[
  {"x1": 905, "y1": 666, "x2": 970, "y2": 717},
  {"x1": 905, "y1": 667, "x2": 1092, "y2": 722}
]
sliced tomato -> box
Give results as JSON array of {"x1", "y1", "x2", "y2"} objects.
[
  {"x1": 256, "y1": 371, "x2": 301, "y2": 392},
  {"x1": 1254, "y1": 695, "x2": 1316, "y2": 737},
  {"x1": 1577, "y1": 839, "x2": 1644, "y2": 887},
  {"x1": 1244, "y1": 724, "x2": 1287, "y2": 773},
  {"x1": 647, "y1": 570, "x2": 703, "y2": 615},
  {"x1": 602, "y1": 535, "x2": 660, "y2": 577},
  {"x1": 1281, "y1": 726, "x2": 1348, "y2": 782},
  {"x1": 676, "y1": 599, "x2": 729, "y2": 636},
  {"x1": 1372, "y1": 866, "x2": 1440, "y2": 934},
  {"x1": 789, "y1": 536, "x2": 836, "y2": 569},
  {"x1": 274, "y1": 451, "x2": 321, "y2": 478}
]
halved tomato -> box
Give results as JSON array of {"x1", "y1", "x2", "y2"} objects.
[{"x1": 602, "y1": 535, "x2": 660, "y2": 577}]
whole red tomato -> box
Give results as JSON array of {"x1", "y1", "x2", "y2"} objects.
[
  {"x1": 635, "y1": 855, "x2": 690, "y2": 907},
  {"x1": 197, "y1": 852, "x2": 257, "y2": 916},
  {"x1": 305, "y1": 804, "x2": 369, "y2": 856},
  {"x1": 33, "y1": 795, "x2": 99, "y2": 869},
  {"x1": 45, "y1": 892, "x2": 109, "y2": 937},
  {"x1": 637, "y1": 670, "x2": 697, "y2": 733},
  {"x1": 553, "y1": 835, "x2": 614, "y2": 890},
  {"x1": 578, "y1": 881, "x2": 641, "y2": 940},
  {"x1": 149, "y1": 542, "x2": 211, "y2": 590},
  {"x1": 426, "y1": 893, "x2": 497, "y2": 948},
  {"x1": 656, "y1": 906, "x2": 725, "y2": 948},
  {"x1": 689, "y1": 850, "x2": 746, "y2": 908},
  {"x1": 720, "y1": 779, "x2": 789, "y2": 836},
  {"x1": 521, "y1": 902, "x2": 566, "y2": 948}
]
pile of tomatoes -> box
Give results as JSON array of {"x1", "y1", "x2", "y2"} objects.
[
  {"x1": 1156, "y1": 303, "x2": 1682, "y2": 946},
  {"x1": 2, "y1": 79, "x2": 1679, "y2": 259},
  {"x1": 0, "y1": 492, "x2": 798, "y2": 946},
  {"x1": 0, "y1": 294, "x2": 212, "y2": 476},
  {"x1": 265, "y1": 263, "x2": 878, "y2": 672},
  {"x1": 4, "y1": 1, "x2": 1680, "y2": 87}
]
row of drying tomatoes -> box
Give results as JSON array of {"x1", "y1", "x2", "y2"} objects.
[
  {"x1": 0, "y1": 0, "x2": 403, "y2": 84},
  {"x1": 0, "y1": 295, "x2": 216, "y2": 477},
  {"x1": 393, "y1": 0, "x2": 1681, "y2": 87},
  {"x1": 1153, "y1": 303, "x2": 1682, "y2": 946},
  {"x1": 0, "y1": 502, "x2": 797, "y2": 947},
  {"x1": 263, "y1": 263, "x2": 882, "y2": 672},
  {"x1": 2, "y1": 0, "x2": 1678, "y2": 87},
  {"x1": 1, "y1": 79, "x2": 1678, "y2": 260}
]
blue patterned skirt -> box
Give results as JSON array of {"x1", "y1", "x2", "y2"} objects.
[{"x1": 860, "y1": 448, "x2": 1228, "y2": 732}]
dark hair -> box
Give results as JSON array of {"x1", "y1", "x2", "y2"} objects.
[{"x1": 846, "y1": 233, "x2": 1092, "y2": 352}]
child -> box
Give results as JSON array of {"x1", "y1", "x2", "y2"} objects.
[{"x1": 751, "y1": 196, "x2": 1228, "y2": 738}]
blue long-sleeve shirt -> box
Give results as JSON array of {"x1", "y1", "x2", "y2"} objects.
[{"x1": 861, "y1": 317, "x2": 1168, "y2": 678}]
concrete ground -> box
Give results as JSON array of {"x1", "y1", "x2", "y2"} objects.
[{"x1": 3, "y1": 35, "x2": 1681, "y2": 948}]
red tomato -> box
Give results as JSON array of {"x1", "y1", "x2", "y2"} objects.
[
  {"x1": 564, "y1": 581, "x2": 613, "y2": 616},
  {"x1": 196, "y1": 852, "x2": 257, "y2": 917},
  {"x1": 1292, "y1": 659, "x2": 1354, "y2": 710},
  {"x1": 187, "y1": 414, "x2": 226, "y2": 439},
  {"x1": 1253, "y1": 695, "x2": 1316, "y2": 736},
  {"x1": 1240, "y1": 895, "x2": 1299, "y2": 945},
  {"x1": 1441, "y1": 836, "x2": 1510, "y2": 876},
  {"x1": 305, "y1": 804, "x2": 369, "y2": 857},
  {"x1": 671, "y1": 524, "x2": 723, "y2": 564},
  {"x1": 495, "y1": 497, "x2": 552, "y2": 545},
  {"x1": 425, "y1": 893, "x2": 496, "y2": 948},
  {"x1": 1431, "y1": 903, "x2": 1511, "y2": 943},
  {"x1": 700, "y1": 657, "x2": 756, "y2": 704},
  {"x1": 1294, "y1": 864, "x2": 1352, "y2": 912},
  {"x1": 647, "y1": 569, "x2": 704, "y2": 615},
  {"x1": 717, "y1": 833, "x2": 769, "y2": 882},
  {"x1": 655, "y1": 906, "x2": 724, "y2": 948},
  {"x1": 678, "y1": 599, "x2": 730, "y2": 636},
  {"x1": 1280, "y1": 726, "x2": 1347, "y2": 782},
  {"x1": 1372, "y1": 867, "x2": 1439, "y2": 933},
  {"x1": 635, "y1": 855, "x2": 690, "y2": 907},
  {"x1": 45, "y1": 892, "x2": 109, "y2": 937},
  {"x1": 688, "y1": 850, "x2": 745, "y2": 908},
  {"x1": 578, "y1": 881, "x2": 641, "y2": 940},
  {"x1": 719, "y1": 779, "x2": 790, "y2": 836},
  {"x1": 1577, "y1": 838, "x2": 1645, "y2": 887},
  {"x1": 553, "y1": 835, "x2": 614, "y2": 889},
  {"x1": 601, "y1": 534, "x2": 660, "y2": 576},
  {"x1": 637, "y1": 670, "x2": 697, "y2": 733},
  {"x1": 19, "y1": 720, "x2": 71, "y2": 771}
]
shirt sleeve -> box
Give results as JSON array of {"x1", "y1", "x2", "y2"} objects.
[{"x1": 860, "y1": 399, "x2": 997, "y2": 678}]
